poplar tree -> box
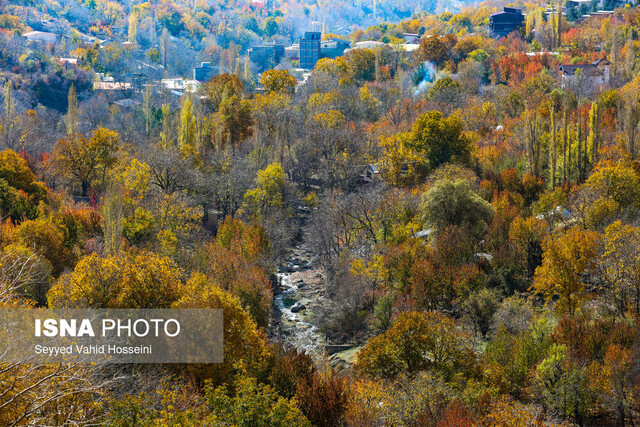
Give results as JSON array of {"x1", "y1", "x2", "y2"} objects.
[
  {"x1": 179, "y1": 94, "x2": 197, "y2": 158},
  {"x1": 525, "y1": 13, "x2": 534, "y2": 40},
  {"x1": 128, "y1": 13, "x2": 138, "y2": 43},
  {"x1": 526, "y1": 109, "x2": 541, "y2": 176},
  {"x1": 143, "y1": 84, "x2": 152, "y2": 136},
  {"x1": 588, "y1": 102, "x2": 599, "y2": 164},
  {"x1": 160, "y1": 103, "x2": 172, "y2": 148},
  {"x1": 2, "y1": 80, "x2": 15, "y2": 148},
  {"x1": 562, "y1": 108, "x2": 568, "y2": 184},
  {"x1": 550, "y1": 0, "x2": 556, "y2": 49},
  {"x1": 556, "y1": 0, "x2": 562, "y2": 47},
  {"x1": 244, "y1": 56, "x2": 252, "y2": 82},
  {"x1": 65, "y1": 84, "x2": 79, "y2": 136},
  {"x1": 626, "y1": 31, "x2": 635, "y2": 78},
  {"x1": 577, "y1": 116, "x2": 582, "y2": 183},
  {"x1": 550, "y1": 108, "x2": 557, "y2": 188},
  {"x1": 612, "y1": 26, "x2": 619, "y2": 78}
]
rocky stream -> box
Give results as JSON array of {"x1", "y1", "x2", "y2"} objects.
[{"x1": 272, "y1": 245, "x2": 360, "y2": 370}]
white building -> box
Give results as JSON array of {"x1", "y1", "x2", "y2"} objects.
[{"x1": 160, "y1": 78, "x2": 200, "y2": 93}]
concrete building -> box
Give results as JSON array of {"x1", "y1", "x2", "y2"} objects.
[
  {"x1": 397, "y1": 43, "x2": 420, "y2": 53},
  {"x1": 285, "y1": 43, "x2": 300, "y2": 60},
  {"x1": 299, "y1": 32, "x2": 321, "y2": 70},
  {"x1": 160, "y1": 78, "x2": 199, "y2": 94},
  {"x1": 489, "y1": 7, "x2": 525, "y2": 38},
  {"x1": 343, "y1": 40, "x2": 384, "y2": 55},
  {"x1": 320, "y1": 39, "x2": 351, "y2": 59},
  {"x1": 193, "y1": 62, "x2": 222, "y2": 82},
  {"x1": 58, "y1": 58, "x2": 79, "y2": 66},
  {"x1": 248, "y1": 44, "x2": 285, "y2": 72},
  {"x1": 351, "y1": 40, "x2": 384, "y2": 50},
  {"x1": 402, "y1": 33, "x2": 421, "y2": 44},
  {"x1": 93, "y1": 82, "x2": 131, "y2": 91}
]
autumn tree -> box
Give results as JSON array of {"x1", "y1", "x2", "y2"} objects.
[
  {"x1": 416, "y1": 35, "x2": 455, "y2": 66},
  {"x1": 48, "y1": 251, "x2": 183, "y2": 308},
  {"x1": 243, "y1": 163, "x2": 287, "y2": 218},
  {"x1": 533, "y1": 228, "x2": 600, "y2": 316},
  {"x1": 208, "y1": 95, "x2": 254, "y2": 148},
  {"x1": 588, "y1": 101, "x2": 599, "y2": 164},
  {"x1": 461, "y1": 288, "x2": 501, "y2": 338},
  {"x1": 406, "y1": 111, "x2": 472, "y2": 173},
  {"x1": 196, "y1": 217, "x2": 272, "y2": 328},
  {"x1": 355, "y1": 311, "x2": 475, "y2": 380},
  {"x1": 599, "y1": 221, "x2": 640, "y2": 318},
  {"x1": 261, "y1": 69, "x2": 297, "y2": 94},
  {"x1": 0, "y1": 250, "x2": 114, "y2": 425},
  {"x1": 174, "y1": 273, "x2": 269, "y2": 386},
  {"x1": 65, "y1": 84, "x2": 79, "y2": 136},
  {"x1": 52, "y1": 128, "x2": 121, "y2": 197},
  {"x1": 590, "y1": 345, "x2": 637, "y2": 426},
  {"x1": 1, "y1": 81, "x2": 17, "y2": 149},
  {"x1": 428, "y1": 77, "x2": 463, "y2": 114},
  {"x1": 0, "y1": 178, "x2": 35, "y2": 221},
  {"x1": 178, "y1": 94, "x2": 198, "y2": 159},
  {"x1": 422, "y1": 179, "x2": 495, "y2": 235},
  {"x1": 16, "y1": 217, "x2": 74, "y2": 277},
  {"x1": 205, "y1": 373, "x2": 311, "y2": 426},
  {"x1": 346, "y1": 372, "x2": 462, "y2": 426},
  {"x1": 0, "y1": 149, "x2": 47, "y2": 221},
  {"x1": 145, "y1": 143, "x2": 198, "y2": 195},
  {"x1": 535, "y1": 344, "x2": 593, "y2": 424},
  {"x1": 296, "y1": 372, "x2": 349, "y2": 427},
  {"x1": 0, "y1": 243, "x2": 51, "y2": 305},
  {"x1": 509, "y1": 215, "x2": 547, "y2": 278},
  {"x1": 200, "y1": 73, "x2": 244, "y2": 112}
]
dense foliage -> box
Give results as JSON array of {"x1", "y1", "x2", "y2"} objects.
[{"x1": 3, "y1": 0, "x2": 640, "y2": 425}]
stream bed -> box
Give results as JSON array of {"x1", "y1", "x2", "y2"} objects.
[
  {"x1": 272, "y1": 247, "x2": 360, "y2": 369},
  {"x1": 272, "y1": 247, "x2": 326, "y2": 359}
]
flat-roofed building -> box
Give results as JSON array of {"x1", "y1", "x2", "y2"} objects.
[
  {"x1": 248, "y1": 44, "x2": 285, "y2": 72},
  {"x1": 193, "y1": 62, "x2": 222, "y2": 82},
  {"x1": 299, "y1": 32, "x2": 321, "y2": 70},
  {"x1": 320, "y1": 39, "x2": 351, "y2": 59}
]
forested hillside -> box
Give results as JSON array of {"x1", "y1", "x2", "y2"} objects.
[{"x1": 2, "y1": 0, "x2": 640, "y2": 425}]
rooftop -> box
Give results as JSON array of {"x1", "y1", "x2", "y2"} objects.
[{"x1": 559, "y1": 59, "x2": 610, "y2": 75}]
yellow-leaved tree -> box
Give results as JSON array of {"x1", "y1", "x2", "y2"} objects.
[
  {"x1": 0, "y1": 248, "x2": 110, "y2": 426},
  {"x1": 48, "y1": 251, "x2": 183, "y2": 308},
  {"x1": 355, "y1": 311, "x2": 475, "y2": 380},
  {"x1": 51, "y1": 127, "x2": 121, "y2": 197},
  {"x1": 173, "y1": 273, "x2": 269, "y2": 386},
  {"x1": 260, "y1": 69, "x2": 297, "y2": 94},
  {"x1": 243, "y1": 162, "x2": 286, "y2": 218},
  {"x1": 532, "y1": 228, "x2": 600, "y2": 316}
]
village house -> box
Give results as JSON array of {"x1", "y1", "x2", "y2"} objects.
[
  {"x1": 559, "y1": 58, "x2": 611, "y2": 89},
  {"x1": 489, "y1": 7, "x2": 525, "y2": 38}
]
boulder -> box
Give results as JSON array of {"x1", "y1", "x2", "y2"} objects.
[{"x1": 291, "y1": 301, "x2": 306, "y2": 313}]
